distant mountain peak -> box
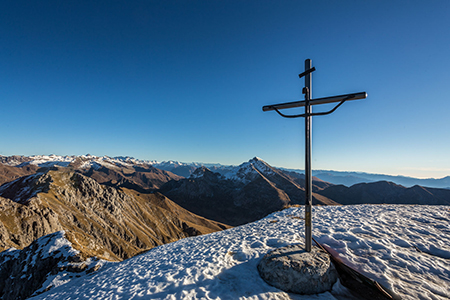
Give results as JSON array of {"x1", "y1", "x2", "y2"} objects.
[
  {"x1": 189, "y1": 166, "x2": 210, "y2": 179},
  {"x1": 189, "y1": 167, "x2": 224, "y2": 182},
  {"x1": 223, "y1": 157, "x2": 275, "y2": 184},
  {"x1": 250, "y1": 156, "x2": 263, "y2": 162}
]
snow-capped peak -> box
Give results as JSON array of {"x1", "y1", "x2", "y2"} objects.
[{"x1": 224, "y1": 157, "x2": 275, "y2": 184}]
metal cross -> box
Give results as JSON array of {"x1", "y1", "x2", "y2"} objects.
[{"x1": 262, "y1": 59, "x2": 367, "y2": 252}]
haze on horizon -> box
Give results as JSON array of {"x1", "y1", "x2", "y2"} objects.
[{"x1": 1, "y1": 1, "x2": 449, "y2": 179}]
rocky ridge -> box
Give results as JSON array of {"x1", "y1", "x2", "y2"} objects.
[{"x1": 0, "y1": 169, "x2": 229, "y2": 259}]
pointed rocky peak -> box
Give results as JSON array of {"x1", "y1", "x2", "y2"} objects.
[
  {"x1": 189, "y1": 166, "x2": 222, "y2": 180},
  {"x1": 247, "y1": 157, "x2": 275, "y2": 174},
  {"x1": 250, "y1": 156, "x2": 264, "y2": 162},
  {"x1": 190, "y1": 166, "x2": 208, "y2": 178},
  {"x1": 224, "y1": 157, "x2": 276, "y2": 184}
]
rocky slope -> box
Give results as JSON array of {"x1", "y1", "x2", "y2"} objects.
[
  {"x1": 0, "y1": 169, "x2": 229, "y2": 259},
  {"x1": 160, "y1": 158, "x2": 338, "y2": 225}
]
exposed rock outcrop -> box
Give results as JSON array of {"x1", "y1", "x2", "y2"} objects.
[
  {"x1": 0, "y1": 231, "x2": 101, "y2": 300},
  {"x1": 0, "y1": 196, "x2": 62, "y2": 250}
]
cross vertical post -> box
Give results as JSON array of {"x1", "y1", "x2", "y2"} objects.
[
  {"x1": 262, "y1": 59, "x2": 367, "y2": 253},
  {"x1": 304, "y1": 59, "x2": 313, "y2": 252}
]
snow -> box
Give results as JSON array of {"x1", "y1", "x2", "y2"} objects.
[
  {"x1": 39, "y1": 231, "x2": 79, "y2": 260},
  {"x1": 13, "y1": 231, "x2": 80, "y2": 269},
  {"x1": 8, "y1": 154, "x2": 152, "y2": 169},
  {"x1": 32, "y1": 257, "x2": 106, "y2": 297},
  {"x1": 28, "y1": 205, "x2": 450, "y2": 300},
  {"x1": 0, "y1": 248, "x2": 20, "y2": 268},
  {"x1": 26, "y1": 155, "x2": 74, "y2": 167}
]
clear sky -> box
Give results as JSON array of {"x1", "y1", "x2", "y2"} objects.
[{"x1": 1, "y1": 1, "x2": 449, "y2": 179}]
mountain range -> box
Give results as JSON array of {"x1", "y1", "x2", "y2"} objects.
[
  {"x1": 310, "y1": 170, "x2": 450, "y2": 189},
  {"x1": 160, "y1": 158, "x2": 337, "y2": 225},
  {"x1": 3, "y1": 154, "x2": 449, "y2": 188},
  {"x1": 1, "y1": 154, "x2": 450, "y2": 299}
]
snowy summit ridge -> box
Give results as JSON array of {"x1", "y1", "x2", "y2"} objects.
[{"x1": 26, "y1": 205, "x2": 450, "y2": 300}]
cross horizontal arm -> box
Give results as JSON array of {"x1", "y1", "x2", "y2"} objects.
[
  {"x1": 262, "y1": 91, "x2": 367, "y2": 112},
  {"x1": 298, "y1": 67, "x2": 316, "y2": 79}
]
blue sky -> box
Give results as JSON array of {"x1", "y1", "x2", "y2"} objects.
[{"x1": 1, "y1": 1, "x2": 449, "y2": 178}]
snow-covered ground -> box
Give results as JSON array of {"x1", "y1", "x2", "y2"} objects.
[{"x1": 27, "y1": 204, "x2": 450, "y2": 300}]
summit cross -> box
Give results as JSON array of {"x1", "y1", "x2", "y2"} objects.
[{"x1": 262, "y1": 59, "x2": 367, "y2": 252}]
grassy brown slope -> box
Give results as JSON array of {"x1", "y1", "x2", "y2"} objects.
[
  {"x1": 0, "y1": 163, "x2": 39, "y2": 186},
  {"x1": 0, "y1": 170, "x2": 230, "y2": 260}
]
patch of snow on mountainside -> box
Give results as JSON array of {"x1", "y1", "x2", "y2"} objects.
[
  {"x1": 34, "y1": 231, "x2": 79, "y2": 261},
  {"x1": 28, "y1": 204, "x2": 450, "y2": 300},
  {"x1": 0, "y1": 173, "x2": 47, "y2": 203}
]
